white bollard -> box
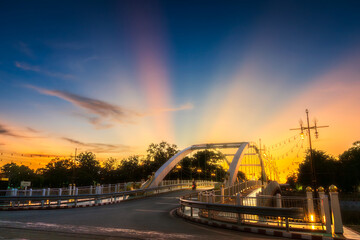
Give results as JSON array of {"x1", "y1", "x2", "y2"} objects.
[
  {"x1": 329, "y1": 186, "x2": 343, "y2": 234},
  {"x1": 69, "y1": 185, "x2": 72, "y2": 195},
  {"x1": 47, "y1": 188, "x2": 50, "y2": 196},
  {"x1": 90, "y1": 186, "x2": 93, "y2": 194}
]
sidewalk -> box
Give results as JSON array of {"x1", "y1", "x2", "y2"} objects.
[{"x1": 343, "y1": 226, "x2": 360, "y2": 240}]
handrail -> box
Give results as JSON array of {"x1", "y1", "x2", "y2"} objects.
[
  {"x1": 180, "y1": 198, "x2": 304, "y2": 219},
  {"x1": 0, "y1": 181, "x2": 217, "y2": 209}
]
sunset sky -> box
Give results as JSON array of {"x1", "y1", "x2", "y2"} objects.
[{"x1": 1, "y1": 0, "x2": 360, "y2": 179}]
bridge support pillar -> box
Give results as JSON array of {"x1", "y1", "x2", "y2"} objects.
[{"x1": 329, "y1": 190, "x2": 343, "y2": 234}]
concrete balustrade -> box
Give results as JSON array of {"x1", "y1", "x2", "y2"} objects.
[{"x1": 329, "y1": 185, "x2": 343, "y2": 234}]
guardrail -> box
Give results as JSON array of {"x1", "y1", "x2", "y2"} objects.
[
  {"x1": 0, "y1": 180, "x2": 216, "y2": 210},
  {"x1": 178, "y1": 181, "x2": 330, "y2": 232},
  {"x1": 0, "y1": 180, "x2": 198, "y2": 197},
  {"x1": 179, "y1": 196, "x2": 304, "y2": 231}
]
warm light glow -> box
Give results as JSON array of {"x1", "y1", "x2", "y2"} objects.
[
  {"x1": 300, "y1": 132, "x2": 305, "y2": 140},
  {"x1": 310, "y1": 214, "x2": 314, "y2": 222}
]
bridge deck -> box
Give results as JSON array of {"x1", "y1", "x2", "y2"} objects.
[{"x1": 0, "y1": 190, "x2": 281, "y2": 240}]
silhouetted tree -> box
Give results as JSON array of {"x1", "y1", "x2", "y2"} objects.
[
  {"x1": 117, "y1": 155, "x2": 143, "y2": 182},
  {"x1": 297, "y1": 149, "x2": 338, "y2": 189},
  {"x1": 338, "y1": 141, "x2": 360, "y2": 191},
  {"x1": 1, "y1": 163, "x2": 37, "y2": 188},
  {"x1": 42, "y1": 158, "x2": 73, "y2": 187},
  {"x1": 75, "y1": 152, "x2": 101, "y2": 186}
]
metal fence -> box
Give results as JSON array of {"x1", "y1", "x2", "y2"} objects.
[
  {"x1": 179, "y1": 181, "x2": 328, "y2": 232},
  {"x1": 0, "y1": 180, "x2": 216, "y2": 209}
]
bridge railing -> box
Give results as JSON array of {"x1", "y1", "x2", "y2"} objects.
[
  {"x1": 0, "y1": 180, "x2": 216, "y2": 210},
  {"x1": 178, "y1": 181, "x2": 331, "y2": 232},
  {"x1": 0, "y1": 180, "x2": 204, "y2": 197}
]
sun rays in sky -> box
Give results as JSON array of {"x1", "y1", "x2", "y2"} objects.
[{"x1": 1, "y1": 1, "x2": 360, "y2": 180}]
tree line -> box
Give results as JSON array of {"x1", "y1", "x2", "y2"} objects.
[
  {"x1": 1, "y1": 141, "x2": 228, "y2": 188},
  {"x1": 287, "y1": 141, "x2": 360, "y2": 192}
]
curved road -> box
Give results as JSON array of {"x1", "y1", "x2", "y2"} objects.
[{"x1": 0, "y1": 190, "x2": 282, "y2": 240}]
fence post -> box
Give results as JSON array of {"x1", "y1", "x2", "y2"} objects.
[
  {"x1": 208, "y1": 192, "x2": 212, "y2": 220},
  {"x1": 90, "y1": 186, "x2": 93, "y2": 194},
  {"x1": 41, "y1": 188, "x2": 46, "y2": 207},
  {"x1": 236, "y1": 193, "x2": 243, "y2": 224},
  {"x1": 317, "y1": 187, "x2": 325, "y2": 226},
  {"x1": 276, "y1": 193, "x2": 282, "y2": 208},
  {"x1": 306, "y1": 187, "x2": 315, "y2": 222},
  {"x1": 321, "y1": 194, "x2": 332, "y2": 234},
  {"x1": 329, "y1": 185, "x2": 343, "y2": 234},
  {"x1": 69, "y1": 184, "x2": 72, "y2": 195},
  {"x1": 220, "y1": 186, "x2": 224, "y2": 204},
  {"x1": 28, "y1": 188, "x2": 33, "y2": 205},
  {"x1": 58, "y1": 188, "x2": 62, "y2": 206}
]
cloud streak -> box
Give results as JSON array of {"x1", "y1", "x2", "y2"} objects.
[
  {"x1": 15, "y1": 61, "x2": 75, "y2": 80},
  {"x1": 62, "y1": 137, "x2": 132, "y2": 153},
  {"x1": 0, "y1": 124, "x2": 22, "y2": 138},
  {"x1": 28, "y1": 85, "x2": 140, "y2": 126},
  {"x1": 27, "y1": 85, "x2": 193, "y2": 128}
]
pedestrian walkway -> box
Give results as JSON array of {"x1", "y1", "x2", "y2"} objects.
[{"x1": 343, "y1": 226, "x2": 360, "y2": 240}]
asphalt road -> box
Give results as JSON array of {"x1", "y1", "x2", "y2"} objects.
[{"x1": 0, "y1": 190, "x2": 282, "y2": 240}]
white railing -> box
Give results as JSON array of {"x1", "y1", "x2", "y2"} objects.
[{"x1": 0, "y1": 180, "x2": 216, "y2": 210}]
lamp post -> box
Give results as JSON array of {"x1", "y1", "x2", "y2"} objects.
[{"x1": 290, "y1": 109, "x2": 329, "y2": 191}]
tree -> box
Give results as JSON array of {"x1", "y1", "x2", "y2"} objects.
[
  {"x1": 297, "y1": 149, "x2": 338, "y2": 189},
  {"x1": 1, "y1": 163, "x2": 37, "y2": 188},
  {"x1": 100, "y1": 158, "x2": 118, "y2": 183},
  {"x1": 75, "y1": 152, "x2": 101, "y2": 186},
  {"x1": 142, "y1": 141, "x2": 179, "y2": 178},
  {"x1": 338, "y1": 141, "x2": 360, "y2": 191},
  {"x1": 42, "y1": 158, "x2": 73, "y2": 187},
  {"x1": 117, "y1": 155, "x2": 143, "y2": 182}
]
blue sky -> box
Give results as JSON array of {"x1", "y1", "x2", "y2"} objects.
[{"x1": 1, "y1": 0, "x2": 360, "y2": 176}]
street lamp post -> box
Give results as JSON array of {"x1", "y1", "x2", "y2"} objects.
[{"x1": 290, "y1": 109, "x2": 329, "y2": 191}]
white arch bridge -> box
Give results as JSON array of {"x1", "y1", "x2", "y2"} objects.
[{"x1": 142, "y1": 142, "x2": 267, "y2": 189}]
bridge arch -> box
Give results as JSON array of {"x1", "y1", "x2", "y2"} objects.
[{"x1": 142, "y1": 142, "x2": 267, "y2": 189}]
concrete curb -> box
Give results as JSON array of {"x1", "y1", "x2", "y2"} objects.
[{"x1": 176, "y1": 208, "x2": 345, "y2": 240}]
